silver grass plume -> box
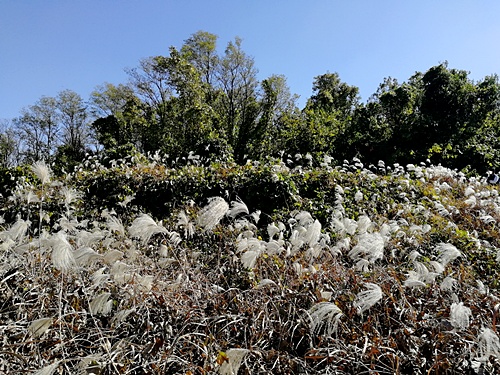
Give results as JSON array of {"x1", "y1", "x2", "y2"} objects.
[
  {"x1": 308, "y1": 302, "x2": 343, "y2": 336},
  {"x1": 104, "y1": 212, "x2": 125, "y2": 236},
  {"x1": 74, "y1": 246, "x2": 103, "y2": 266},
  {"x1": 89, "y1": 292, "x2": 113, "y2": 316},
  {"x1": 31, "y1": 160, "x2": 51, "y2": 185},
  {"x1": 25, "y1": 190, "x2": 39, "y2": 204},
  {"x1": 477, "y1": 328, "x2": 500, "y2": 360},
  {"x1": 450, "y1": 302, "x2": 471, "y2": 330},
  {"x1": 177, "y1": 210, "x2": 195, "y2": 238},
  {"x1": 249, "y1": 210, "x2": 261, "y2": 223},
  {"x1": 413, "y1": 261, "x2": 439, "y2": 284},
  {"x1": 50, "y1": 231, "x2": 75, "y2": 272},
  {"x1": 303, "y1": 219, "x2": 322, "y2": 247},
  {"x1": 218, "y1": 348, "x2": 250, "y2": 375},
  {"x1": 112, "y1": 308, "x2": 135, "y2": 325},
  {"x1": 4, "y1": 218, "x2": 30, "y2": 242},
  {"x1": 169, "y1": 231, "x2": 182, "y2": 247},
  {"x1": 57, "y1": 215, "x2": 79, "y2": 232},
  {"x1": 92, "y1": 267, "x2": 110, "y2": 287},
  {"x1": 227, "y1": 197, "x2": 249, "y2": 219},
  {"x1": 267, "y1": 222, "x2": 282, "y2": 240},
  {"x1": 440, "y1": 276, "x2": 457, "y2": 291},
  {"x1": 60, "y1": 186, "x2": 81, "y2": 206},
  {"x1": 296, "y1": 211, "x2": 314, "y2": 226},
  {"x1": 103, "y1": 249, "x2": 124, "y2": 264},
  {"x1": 356, "y1": 215, "x2": 373, "y2": 234},
  {"x1": 197, "y1": 197, "x2": 229, "y2": 231},
  {"x1": 129, "y1": 213, "x2": 168, "y2": 244},
  {"x1": 354, "y1": 283, "x2": 383, "y2": 314},
  {"x1": 404, "y1": 271, "x2": 427, "y2": 288},
  {"x1": 29, "y1": 317, "x2": 53, "y2": 337},
  {"x1": 237, "y1": 236, "x2": 266, "y2": 269},
  {"x1": 435, "y1": 243, "x2": 461, "y2": 267},
  {"x1": 110, "y1": 261, "x2": 132, "y2": 284},
  {"x1": 34, "y1": 362, "x2": 59, "y2": 375},
  {"x1": 348, "y1": 232, "x2": 385, "y2": 264},
  {"x1": 76, "y1": 229, "x2": 105, "y2": 248}
]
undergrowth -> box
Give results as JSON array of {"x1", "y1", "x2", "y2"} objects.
[{"x1": 1, "y1": 155, "x2": 500, "y2": 374}]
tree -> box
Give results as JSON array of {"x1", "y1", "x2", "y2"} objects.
[
  {"x1": 245, "y1": 74, "x2": 300, "y2": 160},
  {"x1": 216, "y1": 37, "x2": 260, "y2": 161},
  {"x1": 181, "y1": 31, "x2": 219, "y2": 88},
  {"x1": 14, "y1": 96, "x2": 60, "y2": 162},
  {"x1": 90, "y1": 83, "x2": 149, "y2": 153},
  {"x1": 0, "y1": 119, "x2": 20, "y2": 167},
  {"x1": 307, "y1": 72, "x2": 360, "y2": 116},
  {"x1": 154, "y1": 47, "x2": 227, "y2": 158},
  {"x1": 420, "y1": 63, "x2": 500, "y2": 168},
  {"x1": 297, "y1": 73, "x2": 360, "y2": 157},
  {"x1": 89, "y1": 82, "x2": 136, "y2": 119},
  {"x1": 56, "y1": 90, "x2": 89, "y2": 155},
  {"x1": 126, "y1": 56, "x2": 173, "y2": 138}
]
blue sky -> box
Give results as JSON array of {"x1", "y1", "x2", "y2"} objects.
[{"x1": 1, "y1": 1, "x2": 499, "y2": 120}]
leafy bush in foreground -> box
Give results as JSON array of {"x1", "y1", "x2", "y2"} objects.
[{"x1": 1, "y1": 155, "x2": 500, "y2": 374}]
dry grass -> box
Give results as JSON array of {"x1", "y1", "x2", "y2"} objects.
[{"x1": 1, "y1": 156, "x2": 500, "y2": 374}]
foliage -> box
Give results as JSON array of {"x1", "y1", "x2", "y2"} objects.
[{"x1": 2, "y1": 154, "x2": 500, "y2": 373}]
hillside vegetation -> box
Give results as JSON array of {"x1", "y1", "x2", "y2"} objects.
[
  {"x1": 2, "y1": 154, "x2": 500, "y2": 374},
  {"x1": 2, "y1": 31, "x2": 500, "y2": 178}
]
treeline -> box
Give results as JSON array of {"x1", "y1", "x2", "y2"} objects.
[{"x1": 2, "y1": 31, "x2": 500, "y2": 174}]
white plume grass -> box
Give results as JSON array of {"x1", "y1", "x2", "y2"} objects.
[
  {"x1": 29, "y1": 317, "x2": 53, "y2": 337},
  {"x1": 218, "y1": 348, "x2": 250, "y2": 375},
  {"x1": 74, "y1": 246, "x2": 103, "y2": 266},
  {"x1": 436, "y1": 243, "x2": 461, "y2": 266},
  {"x1": 404, "y1": 271, "x2": 427, "y2": 288},
  {"x1": 5, "y1": 218, "x2": 30, "y2": 242},
  {"x1": 177, "y1": 210, "x2": 195, "y2": 238},
  {"x1": 227, "y1": 198, "x2": 249, "y2": 219},
  {"x1": 477, "y1": 328, "x2": 500, "y2": 360},
  {"x1": 50, "y1": 231, "x2": 75, "y2": 272},
  {"x1": 60, "y1": 186, "x2": 81, "y2": 206},
  {"x1": 103, "y1": 249, "x2": 124, "y2": 264},
  {"x1": 450, "y1": 302, "x2": 471, "y2": 330},
  {"x1": 440, "y1": 276, "x2": 457, "y2": 291},
  {"x1": 31, "y1": 160, "x2": 51, "y2": 185},
  {"x1": 197, "y1": 197, "x2": 229, "y2": 231},
  {"x1": 354, "y1": 283, "x2": 383, "y2": 314},
  {"x1": 308, "y1": 302, "x2": 344, "y2": 337},
  {"x1": 34, "y1": 362, "x2": 59, "y2": 375},
  {"x1": 129, "y1": 213, "x2": 168, "y2": 244},
  {"x1": 106, "y1": 214, "x2": 126, "y2": 236},
  {"x1": 348, "y1": 232, "x2": 385, "y2": 264},
  {"x1": 89, "y1": 292, "x2": 113, "y2": 316},
  {"x1": 241, "y1": 250, "x2": 261, "y2": 269}
]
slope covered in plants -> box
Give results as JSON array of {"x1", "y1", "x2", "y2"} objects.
[{"x1": 1, "y1": 155, "x2": 500, "y2": 374}]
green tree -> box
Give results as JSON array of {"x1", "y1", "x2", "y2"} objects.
[
  {"x1": 0, "y1": 119, "x2": 19, "y2": 167},
  {"x1": 56, "y1": 90, "x2": 89, "y2": 153},
  {"x1": 420, "y1": 63, "x2": 500, "y2": 169},
  {"x1": 14, "y1": 96, "x2": 60, "y2": 162},
  {"x1": 296, "y1": 73, "x2": 360, "y2": 157},
  {"x1": 90, "y1": 81, "x2": 154, "y2": 155},
  {"x1": 244, "y1": 74, "x2": 300, "y2": 160},
  {"x1": 181, "y1": 30, "x2": 219, "y2": 88},
  {"x1": 216, "y1": 37, "x2": 260, "y2": 161}
]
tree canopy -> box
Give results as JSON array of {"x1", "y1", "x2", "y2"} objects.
[{"x1": 3, "y1": 32, "x2": 500, "y2": 175}]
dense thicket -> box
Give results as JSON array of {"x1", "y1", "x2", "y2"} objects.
[
  {"x1": 2, "y1": 156, "x2": 500, "y2": 373},
  {"x1": 2, "y1": 31, "x2": 500, "y2": 174}
]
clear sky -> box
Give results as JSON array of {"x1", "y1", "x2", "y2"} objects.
[{"x1": 1, "y1": 0, "x2": 499, "y2": 120}]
